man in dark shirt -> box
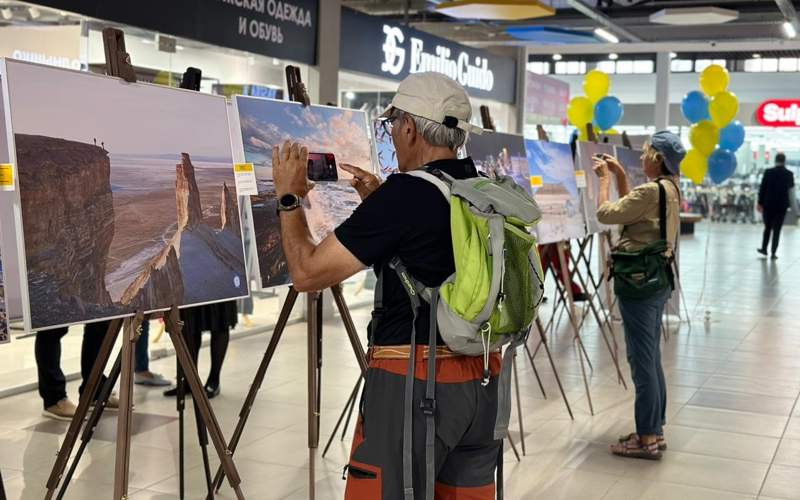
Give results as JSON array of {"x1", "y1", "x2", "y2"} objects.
[
  {"x1": 758, "y1": 153, "x2": 795, "y2": 259},
  {"x1": 272, "y1": 73, "x2": 501, "y2": 499}
]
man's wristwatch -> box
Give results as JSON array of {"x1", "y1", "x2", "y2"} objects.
[{"x1": 276, "y1": 193, "x2": 302, "y2": 215}]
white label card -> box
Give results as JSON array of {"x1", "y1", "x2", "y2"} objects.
[
  {"x1": 233, "y1": 163, "x2": 258, "y2": 196},
  {"x1": 575, "y1": 170, "x2": 587, "y2": 189}
]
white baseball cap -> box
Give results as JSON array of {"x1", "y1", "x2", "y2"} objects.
[{"x1": 381, "y1": 72, "x2": 484, "y2": 135}]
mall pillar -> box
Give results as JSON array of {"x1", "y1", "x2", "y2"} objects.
[
  {"x1": 515, "y1": 46, "x2": 528, "y2": 134},
  {"x1": 308, "y1": 0, "x2": 341, "y2": 105},
  {"x1": 654, "y1": 52, "x2": 670, "y2": 130}
]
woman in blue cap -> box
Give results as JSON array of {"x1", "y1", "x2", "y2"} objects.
[{"x1": 592, "y1": 131, "x2": 684, "y2": 460}]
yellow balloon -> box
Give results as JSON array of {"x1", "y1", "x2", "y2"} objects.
[
  {"x1": 681, "y1": 149, "x2": 708, "y2": 185},
  {"x1": 689, "y1": 120, "x2": 719, "y2": 157},
  {"x1": 583, "y1": 70, "x2": 610, "y2": 104},
  {"x1": 578, "y1": 129, "x2": 589, "y2": 142},
  {"x1": 708, "y1": 91, "x2": 739, "y2": 128},
  {"x1": 567, "y1": 96, "x2": 594, "y2": 129},
  {"x1": 604, "y1": 129, "x2": 619, "y2": 135},
  {"x1": 700, "y1": 64, "x2": 729, "y2": 96}
]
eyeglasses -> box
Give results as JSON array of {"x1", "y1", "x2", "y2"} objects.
[{"x1": 379, "y1": 115, "x2": 399, "y2": 138}]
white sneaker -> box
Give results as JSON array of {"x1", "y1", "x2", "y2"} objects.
[{"x1": 43, "y1": 399, "x2": 77, "y2": 421}]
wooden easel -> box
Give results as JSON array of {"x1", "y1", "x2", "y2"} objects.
[
  {"x1": 43, "y1": 29, "x2": 245, "y2": 500},
  {"x1": 210, "y1": 66, "x2": 369, "y2": 500}
]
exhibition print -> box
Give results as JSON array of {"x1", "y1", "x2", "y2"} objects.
[
  {"x1": 576, "y1": 142, "x2": 618, "y2": 234},
  {"x1": 525, "y1": 140, "x2": 586, "y2": 244},
  {"x1": 0, "y1": 247, "x2": 7, "y2": 343},
  {"x1": 374, "y1": 119, "x2": 398, "y2": 178},
  {"x1": 466, "y1": 131, "x2": 532, "y2": 195},
  {"x1": 613, "y1": 146, "x2": 648, "y2": 188},
  {"x1": 236, "y1": 96, "x2": 372, "y2": 288},
  {"x1": 2, "y1": 60, "x2": 247, "y2": 330}
]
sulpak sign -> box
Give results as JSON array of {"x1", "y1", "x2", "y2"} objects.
[{"x1": 756, "y1": 99, "x2": 800, "y2": 127}]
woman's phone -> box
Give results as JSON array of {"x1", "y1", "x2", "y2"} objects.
[{"x1": 307, "y1": 153, "x2": 338, "y2": 182}]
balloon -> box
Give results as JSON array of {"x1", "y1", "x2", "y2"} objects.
[
  {"x1": 681, "y1": 90, "x2": 710, "y2": 124},
  {"x1": 583, "y1": 70, "x2": 610, "y2": 104},
  {"x1": 680, "y1": 149, "x2": 708, "y2": 185},
  {"x1": 719, "y1": 120, "x2": 745, "y2": 152},
  {"x1": 708, "y1": 149, "x2": 737, "y2": 184},
  {"x1": 709, "y1": 91, "x2": 739, "y2": 128},
  {"x1": 594, "y1": 96, "x2": 624, "y2": 131},
  {"x1": 605, "y1": 129, "x2": 619, "y2": 135},
  {"x1": 700, "y1": 64, "x2": 729, "y2": 96},
  {"x1": 689, "y1": 120, "x2": 719, "y2": 157},
  {"x1": 567, "y1": 96, "x2": 594, "y2": 130}
]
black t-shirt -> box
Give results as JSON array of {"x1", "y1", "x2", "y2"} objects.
[{"x1": 335, "y1": 158, "x2": 478, "y2": 346}]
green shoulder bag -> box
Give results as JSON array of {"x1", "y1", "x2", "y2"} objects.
[{"x1": 610, "y1": 179, "x2": 676, "y2": 300}]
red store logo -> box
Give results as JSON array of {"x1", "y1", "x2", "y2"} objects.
[{"x1": 757, "y1": 99, "x2": 800, "y2": 127}]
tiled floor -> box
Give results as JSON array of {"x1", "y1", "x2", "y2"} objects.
[{"x1": 1, "y1": 222, "x2": 799, "y2": 499}]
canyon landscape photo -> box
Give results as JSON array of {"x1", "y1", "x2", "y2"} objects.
[
  {"x1": 236, "y1": 97, "x2": 373, "y2": 289},
  {"x1": 3, "y1": 60, "x2": 247, "y2": 330},
  {"x1": 577, "y1": 141, "x2": 618, "y2": 235},
  {"x1": 467, "y1": 131, "x2": 532, "y2": 195}
]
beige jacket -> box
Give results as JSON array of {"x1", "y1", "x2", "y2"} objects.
[{"x1": 597, "y1": 177, "x2": 680, "y2": 253}]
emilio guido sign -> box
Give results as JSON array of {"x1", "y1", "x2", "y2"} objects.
[
  {"x1": 30, "y1": 0, "x2": 318, "y2": 64},
  {"x1": 340, "y1": 8, "x2": 516, "y2": 103}
]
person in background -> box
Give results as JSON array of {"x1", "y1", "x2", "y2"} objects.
[
  {"x1": 592, "y1": 131, "x2": 683, "y2": 460},
  {"x1": 757, "y1": 152, "x2": 795, "y2": 260},
  {"x1": 133, "y1": 319, "x2": 171, "y2": 387},
  {"x1": 163, "y1": 301, "x2": 236, "y2": 399},
  {"x1": 36, "y1": 324, "x2": 119, "y2": 420}
]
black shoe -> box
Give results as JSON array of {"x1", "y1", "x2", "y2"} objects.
[
  {"x1": 204, "y1": 382, "x2": 220, "y2": 399},
  {"x1": 771, "y1": 254, "x2": 778, "y2": 260},
  {"x1": 573, "y1": 292, "x2": 590, "y2": 302},
  {"x1": 163, "y1": 386, "x2": 177, "y2": 397},
  {"x1": 757, "y1": 248, "x2": 767, "y2": 257}
]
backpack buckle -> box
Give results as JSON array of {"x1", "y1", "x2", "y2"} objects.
[{"x1": 420, "y1": 398, "x2": 436, "y2": 416}]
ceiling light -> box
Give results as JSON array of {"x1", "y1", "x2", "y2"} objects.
[
  {"x1": 609, "y1": 53, "x2": 618, "y2": 60},
  {"x1": 594, "y1": 28, "x2": 619, "y2": 44},
  {"x1": 345, "y1": 91, "x2": 356, "y2": 100},
  {"x1": 175, "y1": 45, "x2": 184, "y2": 51},
  {"x1": 670, "y1": 52, "x2": 677, "y2": 58},
  {"x1": 753, "y1": 53, "x2": 761, "y2": 58},
  {"x1": 552, "y1": 53, "x2": 562, "y2": 61},
  {"x1": 141, "y1": 38, "x2": 154, "y2": 44},
  {"x1": 649, "y1": 7, "x2": 738, "y2": 25},
  {"x1": 1, "y1": 8, "x2": 12, "y2": 20},
  {"x1": 272, "y1": 58, "x2": 280, "y2": 66},
  {"x1": 27, "y1": 7, "x2": 40, "y2": 19},
  {"x1": 783, "y1": 21, "x2": 797, "y2": 39},
  {"x1": 247, "y1": 56, "x2": 256, "y2": 66}
]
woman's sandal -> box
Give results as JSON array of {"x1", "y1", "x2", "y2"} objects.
[
  {"x1": 618, "y1": 432, "x2": 667, "y2": 451},
  {"x1": 610, "y1": 436, "x2": 663, "y2": 460}
]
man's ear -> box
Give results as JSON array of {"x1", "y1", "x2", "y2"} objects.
[{"x1": 403, "y1": 114, "x2": 417, "y2": 147}]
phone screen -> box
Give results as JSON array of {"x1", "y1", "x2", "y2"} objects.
[{"x1": 307, "y1": 153, "x2": 338, "y2": 182}]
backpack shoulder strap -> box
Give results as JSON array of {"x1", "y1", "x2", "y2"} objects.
[{"x1": 405, "y1": 169, "x2": 451, "y2": 202}]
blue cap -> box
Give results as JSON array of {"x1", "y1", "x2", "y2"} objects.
[{"x1": 650, "y1": 130, "x2": 686, "y2": 175}]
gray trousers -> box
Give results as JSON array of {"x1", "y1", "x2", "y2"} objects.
[{"x1": 618, "y1": 289, "x2": 670, "y2": 436}]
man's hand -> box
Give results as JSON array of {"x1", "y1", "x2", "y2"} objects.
[
  {"x1": 341, "y1": 163, "x2": 381, "y2": 200},
  {"x1": 757, "y1": 203, "x2": 763, "y2": 213},
  {"x1": 592, "y1": 156, "x2": 609, "y2": 179},
  {"x1": 273, "y1": 141, "x2": 313, "y2": 198}
]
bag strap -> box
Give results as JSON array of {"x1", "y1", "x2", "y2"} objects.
[
  {"x1": 405, "y1": 169, "x2": 451, "y2": 201},
  {"x1": 423, "y1": 290, "x2": 438, "y2": 500},
  {"x1": 657, "y1": 180, "x2": 667, "y2": 241}
]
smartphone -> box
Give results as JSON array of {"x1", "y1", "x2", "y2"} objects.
[{"x1": 307, "y1": 153, "x2": 338, "y2": 182}]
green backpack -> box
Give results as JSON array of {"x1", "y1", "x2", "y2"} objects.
[{"x1": 384, "y1": 168, "x2": 545, "y2": 500}]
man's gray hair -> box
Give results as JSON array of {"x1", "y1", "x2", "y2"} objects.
[{"x1": 393, "y1": 108, "x2": 468, "y2": 151}]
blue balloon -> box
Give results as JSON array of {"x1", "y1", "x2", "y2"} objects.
[
  {"x1": 594, "y1": 96, "x2": 624, "y2": 131},
  {"x1": 681, "y1": 90, "x2": 710, "y2": 124},
  {"x1": 708, "y1": 149, "x2": 737, "y2": 184},
  {"x1": 719, "y1": 120, "x2": 745, "y2": 151}
]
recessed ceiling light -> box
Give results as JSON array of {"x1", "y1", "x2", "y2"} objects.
[
  {"x1": 783, "y1": 21, "x2": 797, "y2": 39},
  {"x1": 1, "y1": 8, "x2": 12, "y2": 20},
  {"x1": 141, "y1": 38, "x2": 154, "y2": 44},
  {"x1": 175, "y1": 45, "x2": 184, "y2": 51},
  {"x1": 27, "y1": 7, "x2": 40, "y2": 19},
  {"x1": 272, "y1": 58, "x2": 280, "y2": 66},
  {"x1": 345, "y1": 91, "x2": 356, "y2": 100},
  {"x1": 670, "y1": 52, "x2": 677, "y2": 58},
  {"x1": 753, "y1": 53, "x2": 761, "y2": 58},
  {"x1": 552, "y1": 53, "x2": 563, "y2": 61},
  {"x1": 609, "y1": 53, "x2": 618, "y2": 60},
  {"x1": 594, "y1": 28, "x2": 619, "y2": 44}
]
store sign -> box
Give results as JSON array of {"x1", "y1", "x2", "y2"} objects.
[
  {"x1": 756, "y1": 99, "x2": 800, "y2": 127},
  {"x1": 524, "y1": 72, "x2": 569, "y2": 126},
  {"x1": 30, "y1": 0, "x2": 318, "y2": 64},
  {"x1": 0, "y1": 25, "x2": 84, "y2": 70},
  {"x1": 341, "y1": 8, "x2": 516, "y2": 103}
]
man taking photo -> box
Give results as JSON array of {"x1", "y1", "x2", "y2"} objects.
[{"x1": 272, "y1": 72, "x2": 502, "y2": 499}]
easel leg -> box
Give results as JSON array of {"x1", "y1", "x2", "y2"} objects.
[
  {"x1": 307, "y1": 291, "x2": 323, "y2": 499},
  {"x1": 211, "y1": 288, "x2": 299, "y2": 493},
  {"x1": 511, "y1": 350, "x2": 526, "y2": 456},
  {"x1": 322, "y1": 376, "x2": 362, "y2": 458},
  {"x1": 164, "y1": 308, "x2": 244, "y2": 500},
  {"x1": 114, "y1": 313, "x2": 143, "y2": 499},
  {"x1": 56, "y1": 350, "x2": 124, "y2": 500},
  {"x1": 534, "y1": 319, "x2": 573, "y2": 420},
  {"x1": 45, "y1": 319, "x2": 123, "y2": 500},
  {"x1": 330, "y1": 284, "x2": 369, "y2": 374},
  {"x1": 0, "y1": 469, "x2": 5, "y2": 500}
]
